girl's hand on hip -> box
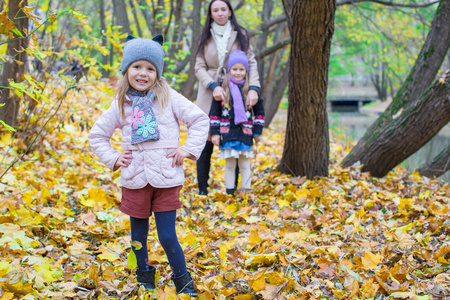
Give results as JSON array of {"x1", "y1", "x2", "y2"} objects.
[
  {"x1": 246, "y1": 90, "x2": 258, "y2": 109},
  {"x1": 167, "y1": 148, "x2": 193, "y2": 167},
  {"x1": 115, "y1": 150, "x2": 133, "y2": 169},
  {"x1": 213, "y1": 86, "x2": 226, "y2": 101}
]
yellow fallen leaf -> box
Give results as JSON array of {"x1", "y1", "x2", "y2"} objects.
[{"x1": 361, "y1": 250, "x2": 382, "y2": 269}]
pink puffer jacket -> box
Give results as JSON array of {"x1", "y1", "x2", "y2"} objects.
[{"x1": 88, "y1": 88, "x2": 209, "y2": 189}]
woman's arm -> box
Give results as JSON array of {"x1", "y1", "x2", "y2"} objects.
[
  {"x1": 195, "y1": 53, "x2": 216, "y2": 90},
  {"x1": 245, "y1": 44, "x2": 261, "y2": 108}
]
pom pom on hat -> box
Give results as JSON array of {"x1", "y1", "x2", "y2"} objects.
[
  {"x1": 227, "y1": 50, "x2": 248, "y2": 72},
  {"x1": 120, "y1": 34, "x2": 165, "y2": 79}
]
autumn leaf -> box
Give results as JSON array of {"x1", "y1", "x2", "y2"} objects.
[
  {"x1": 361, "y1": 250, "x2": 382, "y2": 269},
  {"x1": 1, "y1": 77, "x2": 449, "y2": 300}
]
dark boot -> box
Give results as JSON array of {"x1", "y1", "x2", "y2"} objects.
[
  {"x1": 136, "y1": 268, "x2": 155, "y2": 290},
  {"x1": 226, "y1": 188, "x2": 236, "y2": 195},
  {"x1": 172, "y1": 272, "x2": 197, "y2": 297},
  {"x1": 196, "y1": 141, "x2": 214, "y2": 195}
]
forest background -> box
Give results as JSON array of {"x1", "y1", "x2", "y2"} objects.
[{"x1": 0, "y1": 0, "x2": 450, "y2": 299}]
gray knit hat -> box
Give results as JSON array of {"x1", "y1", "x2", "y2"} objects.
[{"x1": 120, "y1": 35, "x2": 165, "y2": 79}]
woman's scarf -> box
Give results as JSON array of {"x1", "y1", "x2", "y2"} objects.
[
  {"x1": 228, "y1": 75, "x2": 247, "y2": 125},
  {"x1": 127, "y1": 88, "x2": 160, "y2": 144},
  {"x1": 212, "y1": 20, "x2": 232, "y2": 68}
]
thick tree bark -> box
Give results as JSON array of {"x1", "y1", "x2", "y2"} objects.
[
  {"x1": 359, "y1": 71, "x2": 450, "y2": 178},
  {"x1": 417, "y1": 145, "x2": 450, "y2": 178},
  {"x1": 113, "y1": 0, "x2": 132, "y2": 37},
  {"x1": 279, "y1": 0, "x2": 335, "y2": 178},
  {"x1": 342, "y1": 0, "x2": 450, "y2": 168},
  {"x1": 0, "y1": 0, "x2": 29, "y2": 129}
]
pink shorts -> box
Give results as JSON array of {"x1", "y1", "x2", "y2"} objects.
[{"x1": 120, "y1": 184, "x2": 182, "y2": 218}]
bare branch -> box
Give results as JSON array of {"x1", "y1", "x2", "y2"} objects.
[
  {"x1": 249, "y1": 15, "x2": 287, "y2": 38},
  {"x1": 255, "y1": 37, "x2": 291, "y2": 60},
  {"x1": 234, "y1": 0, "x2": 245, "y2": 11},
  {"x1": 337, "y1": 0, "x2": 440, "y2": 8}
]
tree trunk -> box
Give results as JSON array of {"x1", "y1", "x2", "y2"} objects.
[
  {"x1": 358, "y1": 71, "x2": 450, "y2": 178},
  {"x1": 99, "y1": 0, "x2": 110, "y2": 78},
  {"x1": 167, "y1": 0, "x2": 184, "y2": 65},
  {"x1": 262, "y1": 24, "x2": 290, "y2": 126},
  {"x1": 342, "y1": 0, "x2": 450, "y2": 168},
  {"x1": 138, "y1": 0, "x2": 156, "y2": 36},
  {"x1": 256, "y1": 0, "x2": 274, "y2": 93},
  {"x1": 113, "y1": 0, "x2": 132, "y2": 37},
  {"x1": 417, "y1": 145, "x2": 450, "y2": 178},
  {"x1": 151, "y1": 0, "x2": 166, "y2": 35},
  {"x1": 0, "y1": 0, "x2": 29, "y2": 129},
  {"x1": 279, "y1": 0, "x2": 335, "y2": 178},
  {"x1": 129, "y1": 0, "x2": 143, "y2": 37},
  {"x1": 264, "y1": 61, "x2": 289, "y2": 127},
  {"x1": 181, "y1": 0, "x2": 203, "y2": 100}
]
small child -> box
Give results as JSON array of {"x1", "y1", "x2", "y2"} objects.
[
  {"x1": 210, "y1": 50, "x2": 265, "y2": 195},
  {"x1": 88, "y1": 35, "x2": 208, "y2": 296}
]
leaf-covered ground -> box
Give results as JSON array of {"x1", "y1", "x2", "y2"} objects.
[{"x1": 1, "y1": 81, "x2": 449, "y2": 300}]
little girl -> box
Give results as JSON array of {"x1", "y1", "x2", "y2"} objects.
[
  {"x1": 88, "y1": 35, "x2": 208, "y2": 296},
  {"x1": 210, "y1": 50, "x2": 265, "y2": 195}
]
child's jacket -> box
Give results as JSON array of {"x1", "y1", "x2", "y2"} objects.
[
  {"x1": 88, "y1": 88, "x2": 209, "y2": 189},
  {"x1": 209, "y1": 92, "x2": 265, "y2": 146}
]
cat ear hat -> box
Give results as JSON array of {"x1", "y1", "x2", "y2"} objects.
[{"x1": 120, "y1": 34, "x2": 165, "y2": 79}]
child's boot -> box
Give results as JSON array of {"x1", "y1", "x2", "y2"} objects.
[
  {"x1": 226, "y1": 188, "x2": 235, "y2": 195},
  {"x1": 136, "y1": 268, "x2": 156, "y2": 290},
  {"x1": 172, "y1": 271, "x2": 197, "y2": 297}
]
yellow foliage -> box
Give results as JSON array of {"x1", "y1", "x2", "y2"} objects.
[{"x1": 0, "y1": 80, "x2": 448, "y2": 299}]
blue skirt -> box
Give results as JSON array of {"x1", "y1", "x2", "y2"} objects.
[{"x1": 220, "y1": 141, "x2": 254, "y2": 159}]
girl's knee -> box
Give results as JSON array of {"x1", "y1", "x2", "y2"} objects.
[{"x1": 158, "y1": 231, "x2": 178, "y2": 249}]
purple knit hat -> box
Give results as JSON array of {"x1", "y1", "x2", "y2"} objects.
[{"x1": 227, "y1": 50, "x2": 249, "y2": 72}]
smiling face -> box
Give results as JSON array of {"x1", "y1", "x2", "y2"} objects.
[
  {"x1": 229, "y1": 63, "x2": 247, "y2": 81},
  {"x1": 127, "y1": 60, "x2": 157, "y2": 92},
  {"x1": 210, "y1": 0, "x2": 232, "y2": 26}
]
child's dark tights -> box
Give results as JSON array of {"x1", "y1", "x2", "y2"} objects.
[{"x1": 130, "y1": 211, "x2": 187, "y2": 277}]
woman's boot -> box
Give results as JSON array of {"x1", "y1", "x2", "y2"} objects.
[
  {"x1": 136, "y1": 268, "x2": 155, "y2": 290},
  {"x1": 196, "y1": 141, "x2": 214, "y2": 195},
  {"x1": 172, "y1": 271, "x2": 197, "y2": 297}
]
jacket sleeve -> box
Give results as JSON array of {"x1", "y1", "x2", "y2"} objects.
[
  {"x1": 246, "y1": 44, "x2": 261, "y2": 89},
  {"x1": 195, "y1": 52, "x2": 216, "y2": 91},
  {"x1": 210, "y1": 99, "x2": 222, "y2": 136},
  {"x1": 252, "y1": 97, "x2": 265, "y2": 136},
  {"x1": 88, "y1": 100, "x2": 123, "y2": 171},
  {"x1": 171, "y1": 90, "x2": 209, "y2": 160}
]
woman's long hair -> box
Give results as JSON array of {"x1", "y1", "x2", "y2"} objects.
[
  {"x1": 116, "y1": 73, "x2": 170, "y2": 122},
  {"x1": 222, "y1": 72, "x2": 249, "y2": 108},
  {"x1": 197, "y1": 0, "x2": 249, "y2": 56}
]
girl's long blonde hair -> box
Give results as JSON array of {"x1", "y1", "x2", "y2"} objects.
[
  {"x1": 222, "y1": 72, "x2": 249, "y2": 107},
  {"x1": 116, "y1": 73, "x2": 171, "y2": 121}
]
